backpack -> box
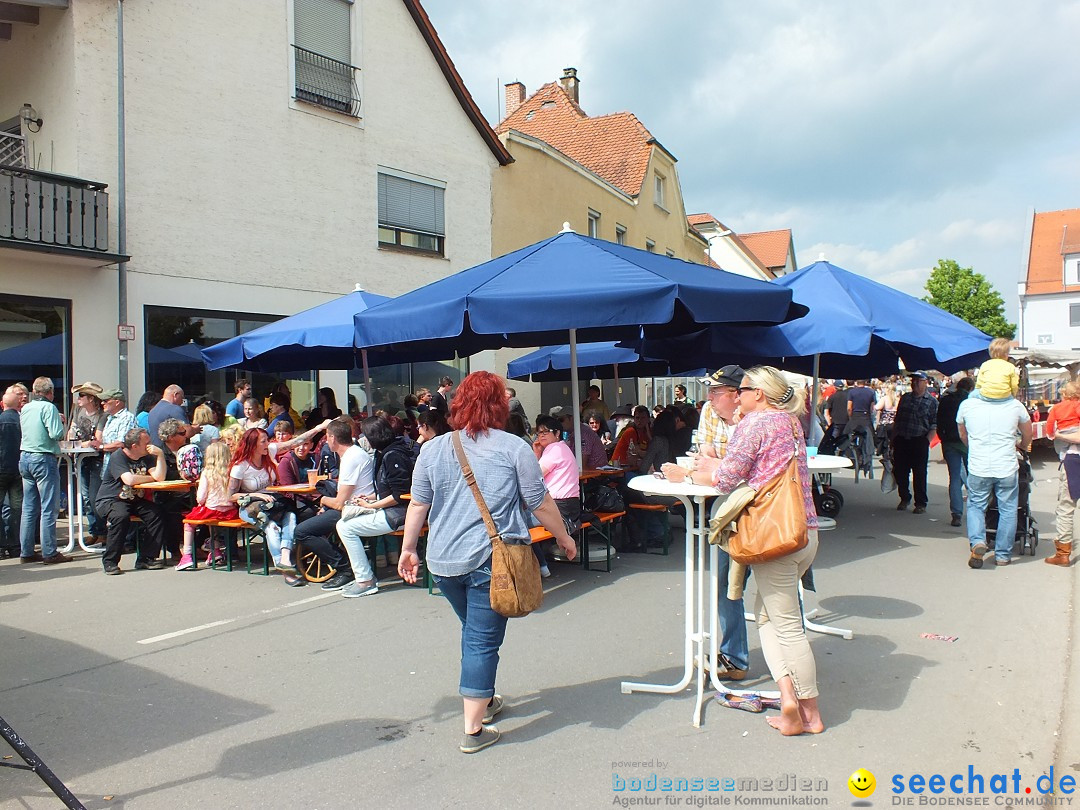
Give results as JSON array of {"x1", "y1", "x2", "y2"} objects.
[{"x1": 176, "y1": 443, "x2": 204, "y2": 482}]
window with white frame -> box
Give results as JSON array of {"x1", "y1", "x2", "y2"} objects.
[
  {"x1": 1066, "y1": 254, "x2": 1080, "y2": 286},
  {"x1": 588, "y1": 209, "x2": 600, "y2": 239},
  {"x1": 615, "y1": 224, "x2": 627, "y2": 245},
  {"x1": 293, "y1": 0, "x2": 361, "y2": 117},
  {"x1": 1070, "y1": 304, "x2": 1080, "y2": 327},
  {"x1": 378, "y1": 170, "x2": 446, "y2": 256},
  {"x1": 654, "y1": 172, "x2": 666, "y2": 209}
]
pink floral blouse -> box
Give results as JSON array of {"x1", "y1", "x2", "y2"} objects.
[{"x1": 709, "y1": 410, "x2": 819, "y2": 529}]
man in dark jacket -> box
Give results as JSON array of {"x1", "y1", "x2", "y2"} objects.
[
  {"x1": 936, "y1": 377, "x2": 975, "y2": 526},
  {"x1": 0, "y1": 386, "x2": 25, "y2": 557}
]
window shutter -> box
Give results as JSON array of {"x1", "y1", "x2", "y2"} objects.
[
  {"x1": 379, "y1": 174, "x2": 445, "y2": 236},
  {"x1": 295, "y1": 0, "x2": 351, "y2": 62}
]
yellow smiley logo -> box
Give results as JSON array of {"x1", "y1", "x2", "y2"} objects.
[{"x1": 848, "y1": 768, "x2": 876, "y2": 798}]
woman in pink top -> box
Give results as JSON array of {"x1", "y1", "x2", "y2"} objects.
[
  {"x1": 532, "y1": 416, "x2": 581, "y2": 577},
  {"x1": 664, "y1": 365, "x2": 822, "y2": 737}
]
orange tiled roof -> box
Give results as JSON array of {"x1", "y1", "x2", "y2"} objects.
[
  {"x1": 1025, "y1": 208, "x2": 1080, "y2": 296},
  {"x1": 496, "y1": 82, "x2": 656, "y2": 197},
  {"x1": 687, "y1": 213, "x2": 719, "y2": 227},
  {"x1": 738, "y1": 229, "x2": 792, "y2": 270}
]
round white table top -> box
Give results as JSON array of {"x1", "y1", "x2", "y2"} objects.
[
  {"x1": 807, "y1": 454, "x2": 853, "y2": 472},
  {"x1": 627, "y1": 474, "x2": 719, "y2": 498}
]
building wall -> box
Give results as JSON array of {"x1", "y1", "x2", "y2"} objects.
[
  {"x1": 2, "y1": 0, "x2": 498, "y2": 397},
  {"x1": 1018, "y1": 293, "x2": 1080, "y2": 350},
  {"x1": 702, "y1": 235, "x2": 769, "y2": 280}
]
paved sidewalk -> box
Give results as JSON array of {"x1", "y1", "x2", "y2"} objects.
[{"x1": 1, "y1": 446, "x2": 1075, "y2": 808}]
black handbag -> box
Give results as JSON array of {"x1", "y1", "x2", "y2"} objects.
[{"x1": 583, "y1": 484, "x2": 625, "y2": 513}]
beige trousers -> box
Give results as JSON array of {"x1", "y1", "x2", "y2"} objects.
[
  {"x1": 753, "y1": 529, "x2": 820, "y2": 699},
  {"x1": 1055, "y1": 466, "x2": 1079, "y2": 545}
]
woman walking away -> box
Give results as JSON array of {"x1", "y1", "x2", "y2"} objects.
[
  {"x1": 663, "y1": 366, "x2": 822, "y2": 736},
  {"x1": 398, "y1": 371, "x2": 577, "y2": 754}
]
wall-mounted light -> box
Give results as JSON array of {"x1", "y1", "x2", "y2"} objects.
[{"x1": 20, "y1": 102, "x2": 42, "y2": 133}]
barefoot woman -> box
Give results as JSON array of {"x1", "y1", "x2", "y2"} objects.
[{"x1": 663, "y1": 365, "x2": 823, "y2": 735}]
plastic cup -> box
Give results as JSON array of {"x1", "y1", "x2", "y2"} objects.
[
  {"x1": 306, "y1": 469, "x2": 318, "y2": 486},
  {"x1": 806, "y1": 446, "x2": 819, "y2": 458},
  {"x1": 676, "y1": 456, "x2": 694, "y2": 470}
]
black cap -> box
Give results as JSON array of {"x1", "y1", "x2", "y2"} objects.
[{"x1": 700, "y1": 365, "x2": 746, "y2": 389}]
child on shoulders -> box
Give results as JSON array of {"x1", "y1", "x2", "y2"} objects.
[{"x1": 974, "y1": 337, "x2": 1019, "y2": 401}]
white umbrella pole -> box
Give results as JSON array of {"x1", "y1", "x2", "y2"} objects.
[
  {"x1": 569, "y1": 328, "x2": 584, "y2": 473},
  {"x1": 613, "y1": 363, "x2": 621, "y2": 406},
  {"x1": 361, "y1": 348, "x2": 373, "y2": 417}
]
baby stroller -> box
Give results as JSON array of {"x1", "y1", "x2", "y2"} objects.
[{"x1": 984, "y1": 451, "x2": 1039, "y2": 556}]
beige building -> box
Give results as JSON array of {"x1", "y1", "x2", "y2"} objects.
[
  {"x1": 484, "y1": 68, "x2": 710, "y2": 415},
  {"x1": 1, "y1": 0, "x2": 509, "y2": 409},
  {"x1": 493, "y1": 69, "x2": 709, "y2": 262}
]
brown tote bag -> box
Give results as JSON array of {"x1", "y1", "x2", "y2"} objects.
[
  {"x1": 728, "y1": 422, "x2": 809, "y2": 566},
  {"x1": 451, "y1": 431, "x2": 543, "y2": 618}
]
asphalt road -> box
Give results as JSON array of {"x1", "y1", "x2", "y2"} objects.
[{"x1": 1, "y1": 445, "x2": 1077, "y2": 808}]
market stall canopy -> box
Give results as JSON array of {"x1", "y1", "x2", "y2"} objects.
[{"x1": 506, "y1": 341, "x2": 702, "y2": 382}]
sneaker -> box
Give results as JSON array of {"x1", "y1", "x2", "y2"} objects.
[
  {"x1": 460, "y1": 725, "x2": 500, "y2": 754},
  {"x1": 103, "y1": 564, "x2": 123, "y2": 575},
  {"x1": 42, "y1": 552, "x2": 73, "y2": 565},
  {"x1": 483, "y1": 695, "x2": 504, "y2": 725},
  {"x1": 320, "y1": 571, "x2": 355, "y2": 591},
  {"x1": 539, "y1": 565, "x2": 551, "y2": 578},
  {"x1": 897, "y1": 501, "x2": 910, "y2": 511},
  {"x1": 175, "y1": 553, "x2": 195, "y2": 571},
  {"x1": 205, "y1": 550, "x2": 225, "y2": 567},
  {"x1": 134, "y1": 559, "x2": 167, "y2": 570},
  {"x1": 912, "y1": 506, "x2": 926, "y2": 515},
  {"x1": 995, "y1": 558, "x2": 1011, "y2": 566},
  {"x1": 342, "y1": 580, "x2": 379, "y2": 598},
  {"x1": 950, "y1": 514, "x2": 962, "y2": 527}
]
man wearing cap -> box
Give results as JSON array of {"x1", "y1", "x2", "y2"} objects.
[
  {"x1": 68, "y1": 382, "x2": 108, "y2": 546},
  {"x1": 550, "y1": 405, "x2": 607, "y2": 470},
  {"x1": 891, "y1": 372, "x2": 938, "y2": 513},
  {"x1": 688, "y1": 365, "x2": 749, "y2": 680},
  {"x1": 18, "y1": 376, "x2": 71, "y2": 564},
  {"x1": 100, "y1": 388, "x2": 138, "y2": 467}
]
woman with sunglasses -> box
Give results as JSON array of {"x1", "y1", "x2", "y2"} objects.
[{"x1": 662, "y1": 366, "x2": 822, "y2": 737}]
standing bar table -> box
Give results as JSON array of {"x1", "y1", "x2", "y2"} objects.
[
  {"x1": 623, "y1": 474, "x2": 721, "y2": 727},
  {"x1": 58, "y1": 445, "x2": 103, "y2": 554}
]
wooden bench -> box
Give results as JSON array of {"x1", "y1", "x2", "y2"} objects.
[
  {"x1": 627, "y1": 502, "x2": 672, "y2": 555},
  {"x1": 182, "y1": 517, "x2": 265, "y2": 574}
]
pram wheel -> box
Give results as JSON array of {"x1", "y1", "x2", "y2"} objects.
[
  {"x1": 1028, "y1": 527, "x2": 1038, "y2": 556},
  {"x1": 818, "y1": 491, "x2": 842, "y2": 518}
]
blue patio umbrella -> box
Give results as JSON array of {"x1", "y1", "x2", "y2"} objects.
[
  {"x1": 636, "y1": 259, "x2": 993, "y2": 412},
  {"x1": 202, "y1": 287, "x2": 393, "y2": 373},
  {"x1": 354, "y1": 228, "x2": 800, "y2": 466}
]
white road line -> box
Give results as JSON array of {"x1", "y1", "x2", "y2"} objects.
[
  {"x1": 137, "y1": 592, "x2": 338, "y2": 645},
  {"x1": 137, "y1": 620, "x2": 236, "y2": 645}
]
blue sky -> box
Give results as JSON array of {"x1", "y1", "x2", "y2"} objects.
[{"x1": 421, "y1": 0, "x2": 1080, "y2": 318}]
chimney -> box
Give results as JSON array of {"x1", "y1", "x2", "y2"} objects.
[
  {"x1": 559, "y1": 67, "x2": 579, "y2": 104},
  {"x1": 504, "y1": 82, "x2": 525, "y2": 117}
]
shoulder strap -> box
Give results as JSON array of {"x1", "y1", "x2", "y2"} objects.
[{"x1": 451, "y1": 431, "x2": 501, "y2": 545}]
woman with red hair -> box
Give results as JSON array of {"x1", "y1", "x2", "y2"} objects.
[
  {"x1": 227, "y1": 428, "x2": 301, "y2": 586},
  {"x1": 399, "y1": 371, "x2": 577, "y2": 754}
]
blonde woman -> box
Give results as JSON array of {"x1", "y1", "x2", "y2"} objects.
[{"x1": 663, "y1": 366, "x2": 822, "y2": 736}]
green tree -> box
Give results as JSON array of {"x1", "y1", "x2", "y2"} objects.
[{"x1": 923, "y1": 259, "x2": 1015, "y2": 338}]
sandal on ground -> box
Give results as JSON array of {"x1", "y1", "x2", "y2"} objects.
[{"x1": 715, "y1": 693, "x2": 764, "y2": 713}]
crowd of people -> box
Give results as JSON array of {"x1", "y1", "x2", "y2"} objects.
[{"x1": 2, "y1": 346, "x2": 1075, "y2": 752}]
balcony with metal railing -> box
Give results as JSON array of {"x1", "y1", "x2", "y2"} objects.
[
  {"x1": 0, "y1": 165, "x2": 125, "y2": 262},
  {"x1": 293, "y1": 45, "x2": 362, "y2": 118}
]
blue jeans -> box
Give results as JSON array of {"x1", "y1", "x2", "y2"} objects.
[
  {"x1": 942, "y1": 444, "x2": 967, "y2": 518},
  {"x1": 434, "y1": 558, "x2": 508, "y2": 699},
  {"x1": 238, "y1": 508, "x2": 296, "y2": 565},
  {"x1": 79, "y1": 456, "x2": 104, "y2": 537},
  {"x1": 715, "y1": 547, "x2": 749, "y2": 671},
  {"x1": 19, "y1": 452, "x2": 59, "y2": 558},
  {"x1": 966, "y1": 472, "x2": 1019, "y2": 561}
]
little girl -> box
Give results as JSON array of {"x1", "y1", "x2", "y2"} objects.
[
  {"x1": 1047, "y1": 380, "x2": 1080, "y2": 459},
  {"x1": 176, "y1": 440, "x2": 238, "y2": 571}
]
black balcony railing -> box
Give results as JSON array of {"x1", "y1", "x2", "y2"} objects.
[
  {"x1": 293, "y1": 45, "x2": 361, "y2": 118},
  {"x1": 0, "y1": 166, "x2": 110, "y2": 252}
]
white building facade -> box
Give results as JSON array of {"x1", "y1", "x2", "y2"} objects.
[{"x1": 0, "y1": 0, "x2": 508, "y2": 408}]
